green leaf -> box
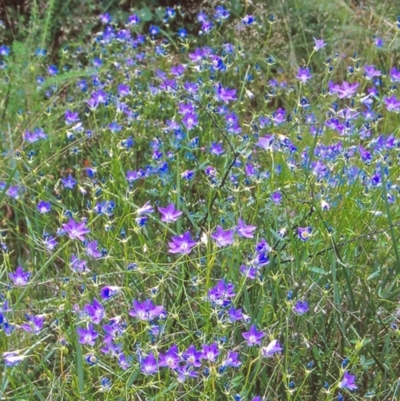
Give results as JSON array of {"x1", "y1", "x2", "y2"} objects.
[
  {"x1": 138, "y1": 6, "x2": 153, "y2": 22},
  {"x1": 309, "y1": 267, "x2": 327, "y2": 275}
]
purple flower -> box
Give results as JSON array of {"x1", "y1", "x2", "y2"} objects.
[
  {"x1": 256, "y1": 135, "x2": 275, "y2": 151},
  {"x1": 70, "y1": 254, "x2": 88, "y2": 273},
  {"x1": 61, "y1": 174, "x2": 77, "y2": 189},
  {"x1": 240, "y1": 265, "x2": 258, "y2": 280},
  {"x1": 184, "y1": 81, "x2": 198, "y2": 94},
  {"x1": 118, "y1": 353, "x2": 131, "y2": 370},
  {"x1": 91, "y1": 89, "x2": 107, "y2": 104},
  {"x1": 181, "y1": 170, "x2": 195, "y2": 180},
  {"x1": 339, "y1": 81, "x2": 359, "y2": 98},
  {"x1": 136, "y1": 201, "x2": 154, "y2": 215},
  {"x1": 62, "y1": 219, "x2": 90, "y2": 241},
  {"x1": 77, "y1": 324, "x2": 99, "y2": 346},
  {"x1": 242, "y1": 15, "x2": 255, "y2": 25},
  {"x1": 364, "y1": 65, "x2": 381, "y2": 80},
  {"x1": 222, "y1": 351, "x2": 241, "y2": 368},
  {"x1": 214, "y1": 84, "x2": 237, "y2": 103},
  {"x1": 201, "y1": 343, "x2": 219, "y2": 362},
  {"x1": 3, "y1": 352, "x2": 25, "y2": 367},
  {"x1": 261, "y1": 339, "x2": 283, "y2": 358},
  {"x1": 129, "y1": 299, "x2": 165, "y2": 321},
  {"x1": 159, "y1": 344, "x2": 180, "y2": 369},
  {"x1": 313, "y1": 37, "x2": 326, "y2": 51},
  {"x1": 242, "y1": 325, "x2": 264, "y2": 346},
  {"x1": 297, "y1": 226, "x2": 312, "y2": 241},
  {"x1": 237, "y1": 218, "x2": 256, "y2": 238},
  {"x1": 158, "y1": 203, "x2": 182, "y2": 223},
  {"x1": 271, "y1": 191, "x2": 282, "y2": 205},
  {"x1": 9, "y1": 266, "x2": 30, "y2": 286},
  {"x1": 37, "y1": 200, "x2": 51, "y2": 214},
  {"x1": 43, "y1": 235, "x2": 58, "y2": 251},
  {"x1": 20, "y1": 315, "x2": 44, "y2": 334},
  {"x1": 127, "y1": 14, "x2": 140, "y2": 25},
  {"x1": 176, "y1": 364, "x2": 198, "y2": 382},
  {"x1": 86, "y1": 241, "x2": 101, "y2": 259},
  {"x1": 84, "y1": 298, "x2": 105, "y2": 324},
  {"x1": 183, "y1": 345, "x2": 202, "y2": 367},
  {"x1": 390, "y1": 66, "x2": 400, "y2": 82},
  {"x1": 117, "y1": 84, "x2": 130, "y2": 97},
  {"x1": 293, "y1": 301, "x2": 309, "y2": 315},
  {"x1": 99, "y1": 13, "x2": 111, "y2": 23},
  {"x1": 296, "y1": 67, "x2": 312, "y2": 83},
  {"x1": 65, "y1": 110, "x2": 80, "y2": 125},
  {"x1": 228, "y1": 307, "x2": 244, "y2": 322},
  {"x1": 210, "y1": 142, "x2": 224, "y2": 156},
  {"x1": 6, "y1": 185, "x2": 23, "y2": 199},
  {"x1": 171, "y1": 64, "x2": 186, "y2": 77},
  {"x1": 256, "y1": 238, "x2": 271, "y2": 253},
  {"x1": 211, "y1": 226, "x2": 235, "y2": 247},
  {"x1": 208, "y1": 280, "x2": 236, "y2": 306},
  {"x1": 100, "y1": 286, "x2": 120, "y2": 300},
  {"x1": 140, "y1": 352, "x2": 158, "y2": 375},
  {"x1": 0, "y1": 45, "x2": 10, "y2": 56},
  {"x1": 168, "y1": 231, "x2": 196, "y2": 254},
  {"x1": 384, "y1": 95, "x2": 400, "y2": 112},
  {"x1": 182, "y1": 112, "x2": 199, "y2": 130},
  {"x1": 339, "y1": 371, "x2": 358, "y2": 391},
  {"x1": 271, "y1": 107, "x2": 286, "y2": 126},
  {"x1": 126, "y1": 170, "x2": 142, "y2": 183}
]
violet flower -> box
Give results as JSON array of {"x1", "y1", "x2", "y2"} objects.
[
  {"x1": 271, "y1": 191, "x2": 282, "y2": 205},
  {"x1": 20, "y1": 315, "x2": 44, "y2": 334},
  {"x1": 62, "y1": 219, "x2": 90, "y2": 241},
  {"x1": 86, "y1": 240, "x2": 101, "y2": 259},
  {"x1": 242, "y1": 325, "x2": 265, "y2": 346},
  {"x1": 293, "y1": 301, "x2": 309, "y2": 315},
  {"x1": 9, "y1": 266, "x2": 30, "y2": 286},
  {"x1": 339, "y1": 371, "x2": 358, "y2": 391},
  {"x1": 208, "y1": 279, "x2": 236, "y2": 306},
  {"x1": 182, "y1": 112, "x2": 199, "y2": 130},
  {"x1": 237, "y1": 218, "x2": 257, "y2": 238},
  {"x1": 222, "y1": 351, "x2": 241, "y2": 368},
  {"x1": 297, "y1": 67, "x2": 312, "y2": 83},
  {"x1": 256, "y1": 135, "x2": 275, "y2": 151},
  {"x1": 77, "y1": 324, "x2": 99, "y2": 346},
  {"x1": 84, "y1": 298, "x2": 105, "y2": 324},
  {"x1": 100, "y1": 286, "x2": 120, "y2": 300},
  {"x1": 201, "y1": 343, "x2": 219, "y2": 362},
  {"x1": 3, "y1": 352, "x2": 25, "y2": 367},
  {"x1": 168, "y1": 232, "x2": 197, "y2": 254},
  {"x1": 214, "y1": 84, "x2": 237, "y2": 103},
  {"x1": 37, "y1": 200, "x2": 51, "y2": 214},
  {"x1": 61, "y1": 174, "x2": 77, "y2": 189},
  {"x1": 384, "y1": 95, "x2": 400, "y2": 112},
  {"x1": 140, "y1": 352, "x2": 158, "y2": 375},
  {"x1": 136, "y1": 201, "x2": 154, "y2": 215},
  {"x1": 159, "y1": 344, "x2": 180, "y2": 369},
  {"x1": 228, "y1": 307, "x2": 244, "y2": 322},
  {"x1": 183, "y1": 345, "x2": 202, "y2": 367},
  {"x1": 129, "y1": 299, "x2": 165, "y2": 321},
  {"x1": 261, "y1": 339, "x2": 283, "y2": 358},
  {"x1": 297, "y1": 227, "x2": 312, "y2": 241},
  {"x1": 313, "y1": 37, "x2": 326, "y2": 51},
  {"x1": 211, "y1": 226, "x2": 234, "y2": 247},
  {"x1": 176, "y1": 364, "x2": 198, "y2": 382},
  {"x1": 158, "y1": 203, "x2": 182, "y2": 223}
]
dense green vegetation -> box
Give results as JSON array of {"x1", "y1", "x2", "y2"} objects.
[{"x1": 0, "y1": 0, "x2": 399, "y2": 399}]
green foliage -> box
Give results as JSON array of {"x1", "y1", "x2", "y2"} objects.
[{"x1": 0, "y1": 0, "x2": 400, "y2": 400}]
